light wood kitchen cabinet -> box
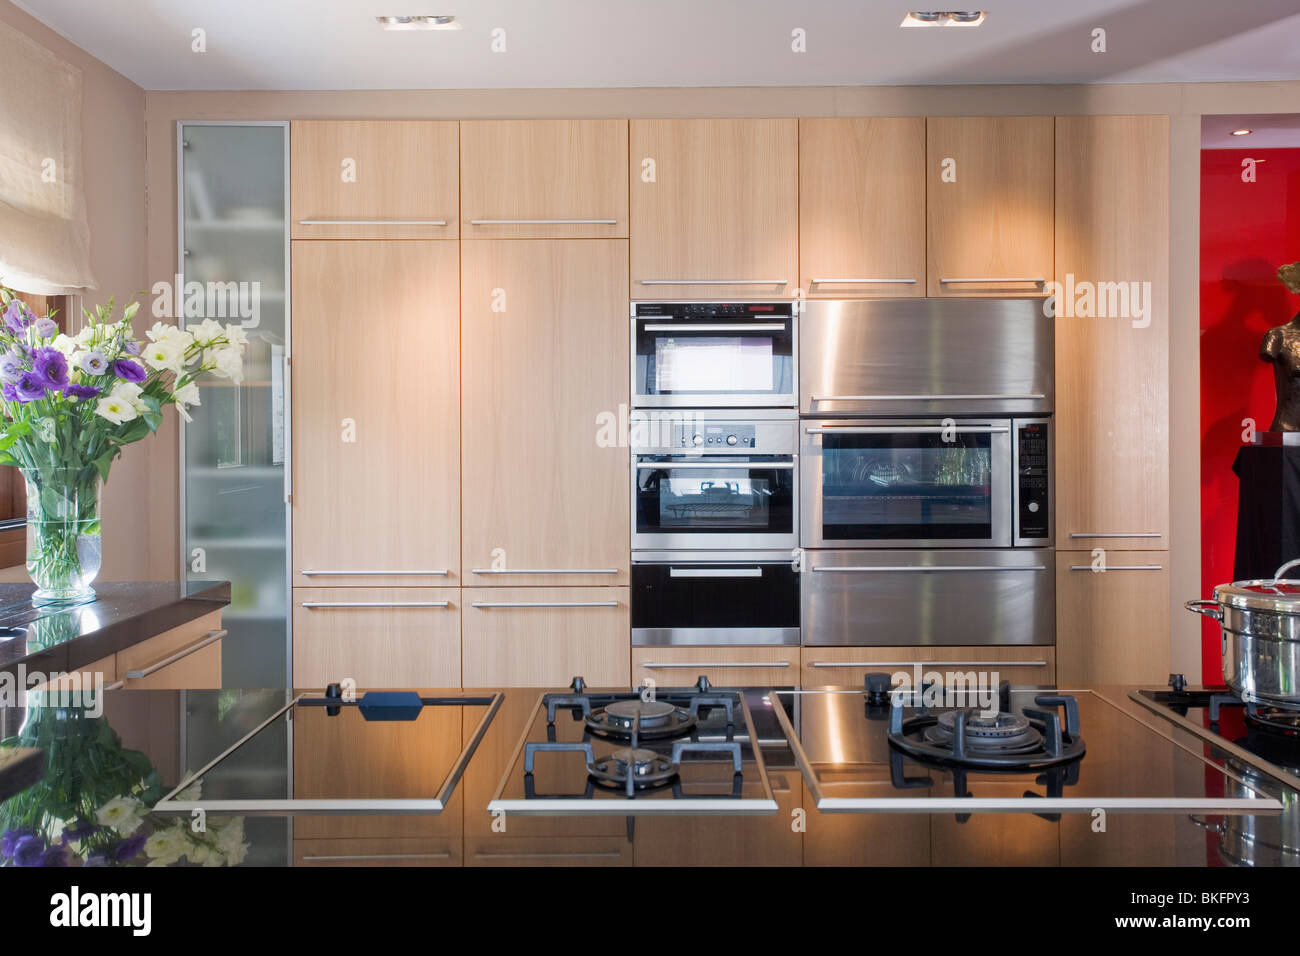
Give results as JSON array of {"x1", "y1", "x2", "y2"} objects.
[
  {"x1": 1054, "y1": 115, "x2": 1170, "y2": 550},
  {"x1": 292, "y1": 240, "x2": 460, "y2": 588},
  {"x1": 460, "y1": 240, "x2": 629, "y2": 586},
  {"x1": 632, "y1": 646, "x2": 800, "y2": 689},
  {"x1": 292, "y1": 588, "x2": 460, "y2": 689},
  {"x1": 460, "y1": 119, "x2": 628, "y2": 239},
  {"x1": 1056, "y1": 551, "x2": 1170, "y2": 685},
  {"x1": 926, "y1": 116, "x2": 1054, "y2": 296},
  {"x1": 116, "y1": 610, "x2": 223, "y2": 690},
  {"x1": 27, "y1": 655, "x2": 115, "y2": 694},
  {"x1": 294, "y1": 837, "x2": 461, "y2": 867},
  {"x1": 290, "y1": 120, "x2": 459, "y2": 239},
  {"x1": 799, "y1": 117, "x2": 926, "y2": 297},
  {"x1": 629, "y1": 118, "x2": 798, "y2": 298},
  {"x1": 461, "y1": 587, "x2": 630, "y2": 687},
  {"x1": 801, "y1": 646, "x2": 1055, "y2": 687}
]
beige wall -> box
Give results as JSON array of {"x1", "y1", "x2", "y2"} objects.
[
  {"x1": 0, "y1": 2, "x2": 150, "y2": 582},
  {"x1": 142, "y1": 81, "x2": 1300, "y2": 679}
]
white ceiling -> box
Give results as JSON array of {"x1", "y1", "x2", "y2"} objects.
[
  {"x1": 12, "y1": 0, "x2": 1300, "y2": 91},
  {"x1": 1203, "y1": 113, "x2": 1300, "y2": 148}
]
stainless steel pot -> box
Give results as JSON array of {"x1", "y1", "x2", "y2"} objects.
[
  {"x1": 1186, "y1": 559, "x2": 1300, "y2": 708},
  {"x1": 1190, "y1": 760, "x2": 1300, "y2": 868}
]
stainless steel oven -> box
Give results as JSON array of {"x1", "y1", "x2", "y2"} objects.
[
  {"x1": 632, "y1": 411, "x2": 798, "y2": 550},
  {"x1": 632, "y1": 551, "x2": 800, "y2": 646},
  {"x1": 632, "y1": 302, "x2": 797, "y2": 408},
  {"x1": 801, "y1": 418, "x2": 1053, "y2": 549}
]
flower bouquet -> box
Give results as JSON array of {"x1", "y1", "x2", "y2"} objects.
[{"x1": 0, "y1": 286, "x2": 246, "y2": 605}]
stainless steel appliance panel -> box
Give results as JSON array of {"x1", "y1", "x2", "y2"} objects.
[
  {"x1": 800, "y1": 298, "x2": 1053, "y2": 417},
  {"x1": 801, "y1": 549, "x2": 1055, "y2": 646}
]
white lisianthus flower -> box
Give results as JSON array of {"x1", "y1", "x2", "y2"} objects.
[
  {"x1": 94, "y1": 795, "x2": 146, "y2": 835},
  {"x1": 110, "y1": 382, "x2": 151, "y2": 413},
  {"x1": 208, "y1": 347, "x2": 244, "y2": 383},
  {"x1": 175, "y1": 777, "x2": 201, "y2": 803},
  {"x1": 171, "y1": 380, "x2": 200, "y2": 423},
  {"x1": 223, "y1": 323, "x2": 249, "y2": 348},
  {"x1": 144, "y1": 827, "x2": 190, "y2": 865},
  {"x1": 190, "y1": 318, "x2": 225, "y2": 347},
  {"x1": 147, "y1": 321, "x2": 193, "y2": 349},
  {"x1": 51, "y1": 333, "x2": 78, "y2": 358},
  {"x1": 73, "y1": 325, "x2": 98, "y2": 349},
  {"x1": 94, "y1": 394, "x2": 138, "y2": 425},
  {"x1": 142, "y1": 339, "x2": 185, "y2": 374}
]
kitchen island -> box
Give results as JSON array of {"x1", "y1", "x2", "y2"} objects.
[{"x1": 1, "y1": 679, "x2": 1293, "y2": 868}]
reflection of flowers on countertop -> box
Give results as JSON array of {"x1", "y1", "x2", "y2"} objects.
[{"x1": 1, "y1": 695, "x2": 247, "y2": 867}]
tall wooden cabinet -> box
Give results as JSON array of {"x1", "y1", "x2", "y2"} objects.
[
  {"x1": 926, "y1": 116, "x2": 1054, "y2": 297},
  {"x1": 629, "y1": 118, "x2": 798, "y2": 299},
  {"x1": 1053, "y1": 114, "x2": 1171, "y2": 684},
  {"x1": 799, "y1": 117, "x2": 926, "y2": 297}
]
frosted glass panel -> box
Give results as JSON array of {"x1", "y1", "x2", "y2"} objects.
[{"x1": 180, "y1": 124, "x2": 288, "y2": 687}]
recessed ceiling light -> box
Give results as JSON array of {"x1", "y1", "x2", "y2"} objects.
[
  {"x1": 901, "y1": 10, "x2": 987, "y2": 27},
  {"x1": 1231, "y1": 129, "x2": 1252, "y2": 136},
  {"x1": 376, "y1": 15, "x2": 462, "y2": 31}
]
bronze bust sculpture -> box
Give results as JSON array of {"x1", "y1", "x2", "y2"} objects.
[{"x1": 1262, "y1": 262, "x2": 1300, "y2": 432}]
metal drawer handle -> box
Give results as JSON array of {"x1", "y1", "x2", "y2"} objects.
[
  {"x1": 669, "y1": 567, "x2": 762, "y2": 578},
  {"x1": 635, "y1": 461, "x2": 796, "y2": 470},
  {"x1": 812, "y1": 565, "x2": 1046, "y2": 573},
  {"x1": 1068, "y1": 532, "x2": 1160, "y2": 539},
  {"x1": 810, "y1": 660, "x2": 1047, "y2": 668},
  {"x1": 298, "y1": 219, "x2": 448, "y2": 226},
  {"x1": 101, "y1": 680, "x2": 126, "y2": 691},
  {"x1": 939, "y1": 277, "x2": 1045, "y2": 284},
  {"x1": 641, "y1": 661, "x2": 790, "y2": 669},
  {"x1": 470, "y1": 601, "x2": 619, "y2": 609},
  {"x1": 1068, "y1": 564, "x2": 1164, "y2": 572},
  {"x1": 806, "y1": 425, "x2": 1008, "y2": 435},
  {"x1": 469, "y1": 218, "x2": 617, "y2": 225},
  {"x1": 125, "y1": 629, "x2": 226, "y2": 680},
  {"x1": 638, "y1": 279, "x2": 788, "y2": 286},
  {"x1": 301, "y1": 852, "x2": 452, "y2": 862},
  {"x1": 469, "y1": 568, "x2": 619, "y2": 575},
  {"x1": 472, "y1": 850, "x2": 623, "y2": 860},
  {"x1": 301, "y1": 601, "x2": 450, "y2": 609},
  {"x1": 811, "y1": 393, "x2": 1045, "y2": 403},
  {"x1": 642, "y1": 323, "x2": 788, "y2": 332},
  {"x1": 809, "y1": 278, "x2": 917, "y2": 284},
  {"x1": 300, "y1": 569, "x2": 450, "y2": 576}
]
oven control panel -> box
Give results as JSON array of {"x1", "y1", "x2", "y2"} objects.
[
  {"x1": 1015, "y1": 421, "x2": 1051, "y2": 541},
  {"x1": 679, "y1": 424, "x2": 757, "y2": 448}
]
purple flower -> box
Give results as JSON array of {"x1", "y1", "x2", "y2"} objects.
[
  {"x1": 32, "y1": 347, "x2": 68, "y2": 389},
  {"x1": 124, "y1": 340, "x2": 141, "y2": 356},
  {"x1": 112, "y1": 359, "x2": 145, "y2": 383},
  {"x1": 63, "y1": 383, "x2": 101, "y2": 401},
  {"x1": 1, "y1": 383, "x2": 18, "y2": 403},
  {"x1": 2, "y1": 299, "x2": 32, "y2": 334},
  {"x1": 113, "y1": 832, "x2": 147, "y2": 862},
  {"x1": 78, "y1": 350, "x2": 108, "y2": 375},
  {"x1": 10, "y1": 833, "x2": 45, "y2": 866},
  {"x1": 62, "y1": 818, "x2": 98, "y2": 842},
  {"x1": 33, "y1": 316, "x2": 59, "y2": 339},
  {"x1": 14, "y1": 372, "x2": 47, "y2": 402},
  {"x1": 41, "y1": 844, "x2": 69, "y2": 867},
  {"x1": 0, "y1": 351, "x2": 22, "y2": 384},
  {"x1": 1, "y1": 827, "x2": 34, "y2": 857}
]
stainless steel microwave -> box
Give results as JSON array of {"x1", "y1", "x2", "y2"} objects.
[{"x1": 632, "y1": 302, "x2": 797, "y2": 408}]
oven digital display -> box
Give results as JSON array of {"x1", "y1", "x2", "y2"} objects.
[{"x1": 655, "y1": 337, "x2": 773, "y2": 392}]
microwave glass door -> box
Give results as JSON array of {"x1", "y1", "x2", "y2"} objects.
[
  {"x1": 634, "y1": 457, "x2": 796, "y2": 548},
  {"x1": 635, "y1": 319, "x2": 794, "y2": 405},
  {"x1": 807, "y1": 425, "x2": 1010, "y2": 546}
]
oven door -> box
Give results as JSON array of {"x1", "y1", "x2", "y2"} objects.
[
  {"x1": 632, "y1": 312, "x2": 796, "y2": 407},
  {"x1": 632, "y1": 553, "x2": 800, "y2": 646},
  {"x1": 633, "y1": 456, "x2": 797, "y2": 550},
  {"x1": 801, "y1": 420, "x2": 1012, "y2": 549}
]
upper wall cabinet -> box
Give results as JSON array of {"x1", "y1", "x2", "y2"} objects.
[
  {"x1": 799, "y1": 118, "x2": 925, "y2": 298},
  {"x1": 629, "y1": 118, "x2": 798, "y2": 299},
  {"x1": 1054, "y1": 115, "x2": 1170, "y2": 549},
  {"x1": 460, "y1": 119, "x2": 628, "y2": 239},
  {"x1": 926, "y1": 116, "x2": 1054, "y2": 297},
  {"x1": 290, "y1": 120, "x2": 459, "y2": 239}
]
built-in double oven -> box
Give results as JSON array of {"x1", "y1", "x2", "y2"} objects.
[
  {"x1": 630, "y1": 303, "x2": 800, "y2": 648},
  {"x1": 797, "y1": 298, "x2": 1057, "y2": 648}
]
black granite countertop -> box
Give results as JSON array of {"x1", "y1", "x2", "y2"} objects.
[{"x1": 0, "y1": 581, "x2": 230, "y2": 681}]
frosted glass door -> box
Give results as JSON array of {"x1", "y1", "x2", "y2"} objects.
[{"x1": 180, "y1": 123, "x2": 288, "y2": 687}]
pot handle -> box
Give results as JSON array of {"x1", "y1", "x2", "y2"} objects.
[
  {"x1": 1187, "y1": 815, "x2": 1225, "y2": 835},
  {"x1": 1184, "y1": 599, "x2": 1224, "y2": 621},
  {"x1": 1272, "y1": 558, "x2": 1300, "y2": 582}
]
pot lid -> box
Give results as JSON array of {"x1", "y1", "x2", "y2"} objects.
[{"x1": 1215, "y1": 560, "x2": 1300, "y2": 613}]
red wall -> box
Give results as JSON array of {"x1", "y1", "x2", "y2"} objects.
[{"x1": 1200, "y1": 147, "x2": 1300, "y2": 682}]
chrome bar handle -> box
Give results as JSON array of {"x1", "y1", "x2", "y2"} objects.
[
  {"x1": 638, "y1": 279, "x2": 788, "y2": 286},
  {"x1": 939, "y1": 277, "x2": 1045, "y2": 284},
  {"x1": 635, "y1": 461, "x2": 796, "y2": 470},
  {"x1": 469, "y1": 568, "x2": 619, "y2": 575},
  {"x1": 640, "y1": 661, "x2": 790, "y2": 669},
  {"x1": 1069, "y1": 564, "x2": 1164, "y2": 571},
  {"x1": 300, "y1": 569, "x2": 450, "y2": 576},
  {"x1": 300, "y1": 601, "x2": 450, "y2": 609},
  {"x1": 1068, "y1": 532, "x2": 1161, "y2": 539},
  {"x1": 805, "y1": 425, "x2": 1009, "y2": 435},
  {"x1": 125, "y1": 629, "x2": 227, "y2": 680},
  {"x1": 810, "y1": 393, "x2": 1045, "y2": 403},
  {"x1": 809, "y1": 659, "x2": 1048, "y2": 668},
  {"x1": 809, "y1": 278, "x2": 917, "y2": 284},
  {"x1": 298, "y1": 219, "x2": 448, "y2": 226},
  {"x1": 470, "y1": 218, "x2": 617, "y2": 225},
  {"x1": 811, "y1": 565, "x2": 1046, "y2": 573},
  {"x1": 669, "y1": 567, "x2": 762, "y2": 578},
  {"x1": 642, "y1": 323, "x2": 788, "y2": 332},
  {"x1": 470, "y1": 601, "x2": 619, "y2": 609}
]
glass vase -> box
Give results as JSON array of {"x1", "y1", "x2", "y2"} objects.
[{"x1": 22, "y1": 467, "x2": 102, "y2": 606}]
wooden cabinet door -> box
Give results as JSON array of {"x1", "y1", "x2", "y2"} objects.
[
  {"x1": 1056, "y1": 551, "x2": 1170, "y2": 685},
  {"x1": 461, "y1": 588, "x2": 630, "y2": 687},
  {"x1": 630, "y1": 118, "x2": 797, "y2": 298},
  {"x1": 117, "y1": 611, "x2": 223, "y2": 689},
  {"x1": 927, "y1": 116, "x2": 1054, "y2": 296},
  {"x1": 291, "y1": 120, "x2": 458, "y2": 239},
  {"x1": 292, "y1": 588, "x2": 460, "y2": 689},
  {"x1": 292, "y1": 240, "x2": 460, "y2": 587},
  {"x1": 460, "y1": 240, "x2": 629, "y2": 586},
  {"x1": 799, "y1": 118, "x2": 925, "y2": 298},
  {"x1": 460, "y1": 119, "x2": 628, "y2": 239},
  {"x1": 1054, "y1": 115, "x2": 1170, "y2": 549}
]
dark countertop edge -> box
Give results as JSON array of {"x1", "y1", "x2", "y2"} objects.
[{"x1": 3, "y1": 581, "x2": 230, "y2": 682}]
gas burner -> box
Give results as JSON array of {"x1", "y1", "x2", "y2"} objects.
[
  {"x1": 587, "y1": 747, "x2": 679, "y2": 792},
  {"x1": 585, "y1": 699, "x2": 697, "y2": 742},
  {"x1": 1245, "y1": 706, "x2": 1300, "y2": 736},
  {"x1": 889, "y1": 693, "x2": 1086, "y2": 770}
]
